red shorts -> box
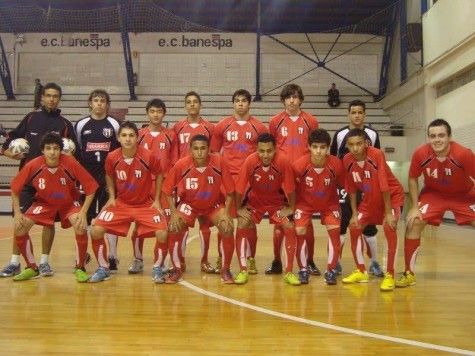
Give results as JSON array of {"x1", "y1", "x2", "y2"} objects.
[
  {"x1": 94, "y1": 201, "x2": 167, "y2": 238},
  {"x1": 176, "y1": 202, "x2": 224, "y2": 228},
  {"x1": 294, "y1": 203, "x2": 341, "y2": 227},
  {"x1": 246, "y1": 204, "x2": 292, "y2": 225},
  {"x1": 24, "y1": 201, "x2": 82, "y2": 229},
  {"x1": 356, "y1": 202, "x2": 402, "y2": 226},
  {"x1": 418, "y1": 189, "x2": 475, "y2": 226}
]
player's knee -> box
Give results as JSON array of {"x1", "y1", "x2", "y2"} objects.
[
  {"x1": 155, "y1": 229, "x2": 167, "y2": 242},
  {"x1": 295, "y1": 226, "x2": 306, "y2": 236}
]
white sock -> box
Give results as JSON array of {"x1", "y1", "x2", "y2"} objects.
[
  {"x1": 363, "y1": 235, "x2": 378, "y2": 262},
  {"x1": 40, "y1": 254, "x2": 49, "y2": 264},
  {"x1": 11, "y1": 255, "x2": 21, "y2": 265},
  {"x1": 107, "y1": 234, "x2": 118, "y2": 258}
]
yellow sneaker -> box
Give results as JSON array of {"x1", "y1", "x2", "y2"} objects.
[
  {"x1": 380, "y1": 272, "x2": 395, "y2": 291},
  {"x1": 247, "y1": 257, "x2": 258, "y2": 274},
  {"x1": 342, "y1": 269, "x2": 369, "y2": 284},
  {"x1": 395, "y1": 271, "x2": 416, "y2": 288},
  {"x1": 234, "y1": 270, "x2": 249, "y2": 285},
  {"x1": 283, "y1": 272, "x2": 301, "y2": 286}
]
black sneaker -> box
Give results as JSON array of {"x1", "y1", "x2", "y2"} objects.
[
  {"x1": 298, "y1": 269, "x2": 309, "y2": 284},
  {"x1": 324, "y1": 269, "x2": 338, "y2": 285},
  {"x1": 265, "y1": 259, "x2": 283, "y2": 274},
  {"x1": 108, "y1": 256, "x2": 119, "y2": 274},
  {"x1": 307, "y1": 260, "x2": 321, "y2": 276}
]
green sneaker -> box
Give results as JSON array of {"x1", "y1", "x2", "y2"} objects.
[
  {"x1": 13, "y1": 267, "x2": 40, "y2": 281},
  {"x1": 234, "y1": 270, "x2": 249, "y2": 285},
  {"x1": 75, "y1": 268, "x2": 89, "y2": 283},
  {"x1": 214, "y1": 256, "x2": 222, "y2": 274},
  {"x1": 283, "y1": 272, "x2": 301, "y2": 286},
  {"x1": 247, "y1": 257, "x2": 258, "y2": 274}
]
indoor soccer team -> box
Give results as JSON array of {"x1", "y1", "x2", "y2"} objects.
[{"x1": 0, "y1": 83, "x2": 474, "y2": 291}]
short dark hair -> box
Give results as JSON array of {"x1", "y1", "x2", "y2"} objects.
[
  {"x1": 308, "y1": 129, "x2": 331, "y2": 146},
  {"x1": 348, "y1": 100, "x2": 366, "y2": 112},
  {"x1": 146, "y1": 98, "x2": 167, "y2": 113},
  {"x1": 280, "y1": 83, "x2": 304, "y2": 102},
  {"x1": 428, "y1": 118, "x2": 451, "y2": 136},
  {"x1": 190, "y1": 134, "x2": 209, "y2": 146},
  {"x1": 232, "y1": 89, "x2": 251, "y2": 103},
  {"x1": 256, "y1": 132, "x2": 276, "y2": 146},
  {"x1": 42, "y1": 82, "x2": 62, "y2": 97},
  {"x1": 40, "y1": 132, "x2": 63, "y2": 150},
  {"x1": 346, "y1": 128, "x2": 367, "y2": 140},
  {"x1": 88, "y1": 89, "x2": 111, "y2": 106},
  {"x1": 185, "y1": 91, "x2": 202, "y2": 104},
  {"x1": 118, "y1": 120, "x2": 138, "y2": 136}
]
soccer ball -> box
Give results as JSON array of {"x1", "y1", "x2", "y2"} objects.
[
  {"x1": 9, "y1": 138, "x2": 30, "y2": 155},
  {"x1": 62, "y1": 138, "x2": 76, "y2": 155}
]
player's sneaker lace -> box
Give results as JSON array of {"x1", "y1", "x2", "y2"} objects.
[
  {"x1": 369, "y1": 261, "x2": 384, "y2": 277},
  {"x1": 128, "y1": 259, "x2": 144, "y2": 274},
  {"x1": 152, "y1": 267, "x2": 165, "y2": 284},
  {"x1": 75, "y1": 267, "x2": 89, "y2": 283},
  {"x1": 307, "y1": 260, "x2": 321, "y2": 276},
  {"x1": 247, "y1": 257, "x2": 258, "y2": 274},
  {"x1": 108, "y1": 255, "x2": 119, "y2": 274},
  {"x1": 395, "y1": 271, "x2": 416, "y2": 288},
  {"x1": 342, "y1": 269, "x2": 369, "y2": 284},
  {"x1": 165, "y1": 268, "x2": 183, "y2": 284},
  {"x1": 221, "y1": 269, "x2": 234, "y2": 284},
  {"x1": 0, "y1": 262, "x2": 21, "y2": 277},
  {"x1": 201, "y1": 261, "x2": 215, "y2": 274},
  {"x1": 380, "y1": 272, "x2": 395, "y2": 291},
  {"x1": 13, "y1": 267, "x2": 40, "y2": 281},
  {"x1": 265, "y1": 259, "x2": 283, "y2": 274},
  {"x1": 324, "y1": 269, "x2": 338, "y2": 285},
  {"x1": 234, "y1": 270, "x2": 249, "y2": 285},
  {"x1": 214, "y1": 256, "x2": 222, "y2": 274},
  {"x1": 283, "y1": 272, "x2": 301, "y2": 286},
  {"x1": 298, "y1": 269, "x2": 309, "y2": 284},
  {"x1": 39, "y1": 262, "x2": 54, "y2": 277},
  {"x1": 88, "y1": 267, "x2": 111, "y2": 283}
]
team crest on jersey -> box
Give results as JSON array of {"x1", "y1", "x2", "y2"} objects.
[{"x1": 103, "y1": 128, "x2": 113, "y2": 138}]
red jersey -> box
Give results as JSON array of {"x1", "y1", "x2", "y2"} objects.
[
  {"x1": 162, "y1": 154, "x2": 234, "y2": 210},
  {"x1": 268, "y1": 110, "x2": 319, "y2": 162},
  {"x1": 105, "y1": 146, "x2": 162, "y2": 205},
  {"x1": 138, "y1": 126, "x2": 178, "y2": 174},
  {"x1": 210, "y1": 116, "x2": 268, "y2": 176},
  {"x1": 11, "y1": 154, "x2": 98, "y2": 206},
  {"x1": 343, "y1": 146, "x2": 404, "y2": 207},
  {"x1": 409, "y1": 142, "x2": 475, "y2": 195},
  {"x1": 235, "y1": 152, "x2": 295, "y2": 208},
  {"x1": 172, "y1": 117, "x2": 214, "y2": 158},
  {"x1": 293, "y1": 154, "x2": 344, "y2": 210}
]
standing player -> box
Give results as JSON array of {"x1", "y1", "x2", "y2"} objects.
[
  {"x1": 128, "y1": 98, "x2": 178, "y2": 274},
  {"x1": 267, "y1": 83, "x2": 319, "y2": 275},
  {"x1": 0, "y1": 82, "x2": 80, "y2": 278},
  {"x1": 341, "y1": 129, "x2": 404, "y2": 291},
  {"x1": 172, "y1": 91, "x2": 215, "y2": 273},
  {"x1": 10, "y1": 133, "x2": 97, "y2": 282},
  {"x1": 162, "y1": 134, "x2": 235, "y2": 284},
  {"x1": 293, "y1": 129, "x2": 344, "y2": 285},
  {"x1": 330, "y1": 99, "x2": 383, "y2": 277},
  {"x1": 210, "y1": 89, "x2": 267, "y2": 275},
  {"x1": 75, "y1": 89, "x2": 120, "y2": 272},
  {"x1": 88, "y1": 121, "x2": 168, "y2": 283},
  {"x1": 396, "y1": 119, "x2": 475, "y2": 288},
  {"x1": 234, "y1": 133, "x2": 299, "y2": 285}
]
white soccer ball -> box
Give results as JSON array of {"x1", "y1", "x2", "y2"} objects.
[
  {"x1": 9, "y1": 138, "x2": 30, "y2": 155},
  {"x1": 62, "y1": 138, "x2": 76, "y2": 155}
]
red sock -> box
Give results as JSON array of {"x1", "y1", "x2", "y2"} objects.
[
  {"x1": 247, "y1": 227, "x2": 258, "y2": 258},
  {"x1": 283, "y1": 227, "x2": 296, "y2": 273},
  {"x1": 383, "y1": 223, "x2": 398, "y2": 276},
  {"x1": 219, "y1": 233, "x2": 234, "y2": 270},
  {"x1": 404, "y1": 238, "x2": 420, "y2": 274},
  {"x1": 200, "y1": 227, "x2": 211, "y2": 263},
  {"x1": 15, "y1": 234, "x2": 37, "y2": 269},
  {"x1": 349, "y1": 225, "x2": 366, "y2": 272},
  {"x1": 153, "y1": 241, "x2": 168, "y2": 267},
  {"x1": 131, "y1": 230, "x2": 144, "y2": 261},
  {"x1": 327, "y1": 228, "x2": 341, "y2": 270},
  {"x1": 273, "y1": 225, "x2": 284, "y2": 262},
  {"x1": 306, "y1": 223, "x2": 315, "y2": 261},
  {"x1": 75, "y1": 233, "x2": 88, "y2": 268},
  {"x1": 92, "y1": 237, "x2": 108, "y2": 269},
  {"x1": 295, "y1": 233, "x2": 307, "y2": 269},
  {"x1": 235, "y1": 228, "x2": 248, "y2": 271},
  {"x1": 168, "y1": 232, "x2": 182, "y2": 270},
  {"x1": 180, "y1": 230, "x2": 188, "y2": 264}
]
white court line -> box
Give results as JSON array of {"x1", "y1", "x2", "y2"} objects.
[{"x1": 184, "y1": 234, "x2": 474, "y2": 355}]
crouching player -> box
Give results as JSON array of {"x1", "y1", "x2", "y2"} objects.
[
  {"x1": 292, "y1": 129, "x2": 344, "y2": 285},
  {"x1": 342, "y1": 129, "x2": 404, "y2": 291},
  {"x1": 89, "y1": 121, "x2": 168, "y2": 283},
  {"x1": 11, "y1": 133, "x2": 98, "y2": 282}
]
